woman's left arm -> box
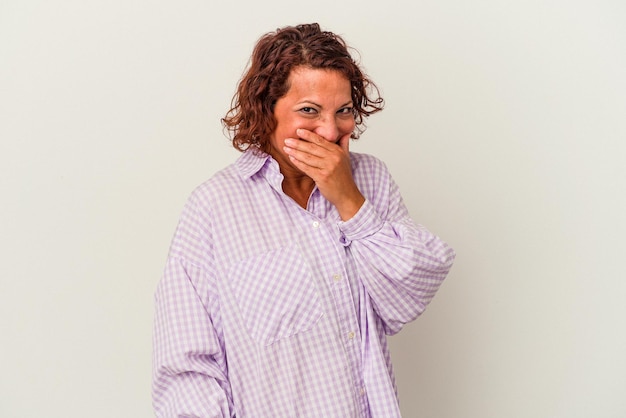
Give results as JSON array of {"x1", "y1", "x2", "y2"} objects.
[{"x1": 337, "y1": 163, "x2": 456, "y2": 335}]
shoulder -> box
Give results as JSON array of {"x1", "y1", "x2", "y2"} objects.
[
  {"x1": 192, "y1": 163, "x2": 239, "y2": 198},
  {"x1": 349, "y1": 152, "x2": 397, "y2": 207},
  {"x1": 349, "y1": 151, "x2": 390, "y2": 175},
  {"x1": 179, "y1": 150, "x2": 272, "y2": 228},
  {"x1": 190, "y1": 150, "x2": 264, "y2": 204},
  {"x1": 349, "y1": 152, "x2": 393, "y2": 188}
]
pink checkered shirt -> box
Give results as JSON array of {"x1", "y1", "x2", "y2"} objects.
[{"x1": 152, "y1": 149, "x2": 455, "y2": 417}]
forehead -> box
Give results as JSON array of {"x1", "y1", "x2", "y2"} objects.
[{"x1": 283, "y1": 67, "x2": 352, "y2": 101}]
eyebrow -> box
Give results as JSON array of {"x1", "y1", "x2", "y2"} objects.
[{"x1": 297, "y1": 100, "x2": 354, "y2": 109}]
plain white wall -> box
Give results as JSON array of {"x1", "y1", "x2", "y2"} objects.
[{"x1": 1, "y1": 1, "x2": 625, "y2": 417}]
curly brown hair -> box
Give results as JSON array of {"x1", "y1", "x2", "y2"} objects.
[{"x1": 222, "y1": 23, "x2": 385, "y2": 153}]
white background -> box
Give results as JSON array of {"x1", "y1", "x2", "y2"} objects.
[{"x1": 1, "y1": 1, "x2": 625, "y2": 417}]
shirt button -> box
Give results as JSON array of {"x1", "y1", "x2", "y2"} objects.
[
  {"x1": 312, "y1": 221, "x2": 320, "y2": 228},
  {"x1": 348, "y1": 331, "x2": 355, "y2": 340},
  {"x1": 360, "y1": 387, "x2": 366, "y2": 396},
  {"x1": 333, "y1": 274, "x2": 342, "y2": 282}
]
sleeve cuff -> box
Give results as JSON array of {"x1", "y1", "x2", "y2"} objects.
[{"x1": 337, "y1": 200, "x2": 384, "y2": 246}]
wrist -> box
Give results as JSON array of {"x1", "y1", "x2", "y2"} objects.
[{"x1": 336, "y1": 191, "x2": 365, "y2": 221}]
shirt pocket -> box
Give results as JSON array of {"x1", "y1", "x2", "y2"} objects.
[{"x1": 228, "y1": 243, "x2": 324, "y2": 346}]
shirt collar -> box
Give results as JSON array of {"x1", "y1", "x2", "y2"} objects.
[
  {"x1": 236, "y1": 148, "x2": 282, "y2": 179},
  {"x1": 236, "y1": 148, "x2": 287, "y2": 194},
  {"x1": 235, "y1": 148, "x2": 268, "y2": 178}
]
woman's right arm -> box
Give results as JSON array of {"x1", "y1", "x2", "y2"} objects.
[
  {"x1": 152, "y1": 257, "x2": 233, "y2": 417},
  {"x1": 152, "y1": 195, "x2": 234, "y2": 417}
]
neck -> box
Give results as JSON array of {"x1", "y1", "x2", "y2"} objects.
[
  {"x1": 280, "y1": 171, "x2": 315, "y2": 209},
  {"x1": 271, "y1": 153, "x2": 315, "y2": 209},
  {"x1": 268, "y1": 145, "x2": 315, "y2": 209}
]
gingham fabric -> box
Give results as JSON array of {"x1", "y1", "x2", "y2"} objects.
[{"x1": 153, "y1": 149, "x2": 455, "y2": 417}]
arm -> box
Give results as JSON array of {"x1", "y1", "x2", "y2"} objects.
[
  {"x1": 338, "y1": 168, "x2": 456, "y2": 335},
  {"x1": 152, "y1": 197, "x2": 234, "y2": 417},
  {"x1": 282, "y1": 128, "x2": 454, "y2": 333}
]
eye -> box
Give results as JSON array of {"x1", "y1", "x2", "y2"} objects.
[
  {"x1": 337, "y1": 107, "x2": 355, "y2": 116},
  {"x1": 299, "y1": 107, "x2": 317, "y2": 114}
]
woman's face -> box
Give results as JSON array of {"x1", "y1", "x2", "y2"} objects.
[{"x1": 269, "y1": 66, "x2": 355, "y2": 173}]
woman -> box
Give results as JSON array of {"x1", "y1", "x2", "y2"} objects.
[{"x1": 153, "y1": 23, "x2": 455, "y2": 417}]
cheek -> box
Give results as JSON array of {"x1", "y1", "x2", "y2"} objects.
[
  {"x1": 274, "y1": 121, "x2": 300, "y2": 142},
  {"x1": 287, "y1": 121, "x2": 318, "y2": 139},
  {"x1": 340, "y1": 118, "x2": 356, "y2": 134},
  {"x1": 293, "y1": 120, "x2": 318, "y2": 132}
]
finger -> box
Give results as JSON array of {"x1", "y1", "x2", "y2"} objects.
[
  {"x1": 284, "y1": 135, "x2": 328, "y2": 158},
  {"x1": 296, "y1": 128, "x2": 336, "y2": 150},
  {"x1": 283, "y1": 141, "x2": 325, "y2": 168},
  {"x1": 338, "y1": 132, "x2": 352, "y2": 153},
  {"x1": 284, "y1": 137, "x2": 320, "y2": 156},
  {"x1": 287, "y1": 152, "x2": 323, "y2": 177},
  {"x1": 295, "y1": 128, "x2": 319, "y2": 143}
]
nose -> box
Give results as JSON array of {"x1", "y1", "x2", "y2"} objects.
[{"x1": 314, "y1": 117, "x2": 340, "y2": 142}]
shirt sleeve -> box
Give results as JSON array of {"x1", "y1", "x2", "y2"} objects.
[
  {"x1": 337, "y1": 166, "x2": 456, "y2": 336},
  {"x1": 152, "y1": 195, "x2": 234, "y2": 417}
]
